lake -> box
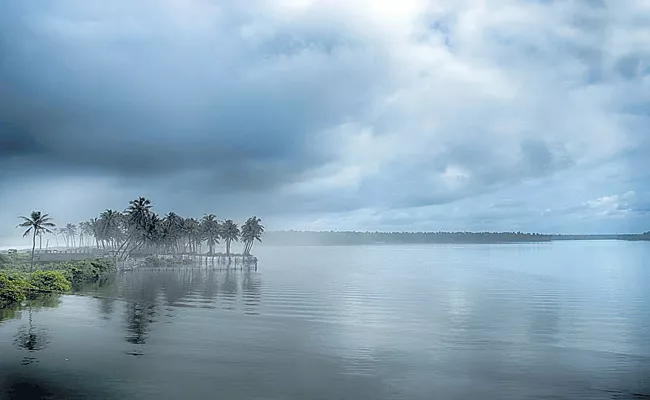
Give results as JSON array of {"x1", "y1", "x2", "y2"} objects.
[{"x1": 1, "y1": 241, "x2": 649, "y2": 399}]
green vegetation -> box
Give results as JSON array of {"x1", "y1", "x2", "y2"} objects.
[
  {"x1": 0, "y1": 272, "x2": 31, "y2": 305},
  {"x1": 0, "y1": 253, "x2": 116, "y2": 307},
  {"x1": 28, "y1": 271, "x2": 72, "y2": 293},
  {"x1": 17, "y1": 197, "x2": 264, "y2": 263},
  {"x1": 17, "y1": 211, "x2": 56, "y2": 267}
]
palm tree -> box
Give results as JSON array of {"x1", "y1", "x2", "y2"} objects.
[
  {"x1": 88, "y1": 218, "x2": 100, "y2": 248},
  {"x1": 64, "y1": 223, "x2": 77, "y2": 248},
  {"x1": 201, "y1": 214, "x2": 220, "y2": 255},
  {"x1": 116, "y1": 197, "x2": 152, "y2": 260},
  {"x1": 78, "y1": 221, "x2": 86, "y2": 248},
  {"x1": 183, "y1": 218, "x2": 201, "y2": 254},
  {"x1": 57, "y1": 227, "x2": 68, "y2": 247},
  {"x1": 126, "y1": 197, "x2": 152, "y2": 230},
  {"x1": 163, "y1": 212, "x2": 183, "y2": 253},
  {"x1": 221, "y1": 220, "x2": 240, "y2": 258},
  {"x1": 241, "y1": 216, "x2": 264, "y2": 256},
  {"x1": 17, "y1": 211, "x2": 56, "y2": 266},
  {"x1": 98, "y1": 209, "x2": 121, "y2": 249}
]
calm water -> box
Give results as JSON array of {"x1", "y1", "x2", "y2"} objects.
[{"x1": 1, "y1": 242, "x2": 649, "y2": 399}]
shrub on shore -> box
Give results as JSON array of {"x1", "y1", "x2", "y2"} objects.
[
  {"x1": 29, "y1": 271, "x2": 72, "y2": 293},
  {"x1": 0, "y1": 257, "x2": 116, "y2": 307},
  {"x1": 59, "y1": 258, "x2": 116, "y2": 286},
  {"x1": 0, "y1": 272, "x2": 31, "y2": 306}
]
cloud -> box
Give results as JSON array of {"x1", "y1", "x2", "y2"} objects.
[
  {"x1": 1, "y1": 0, "x2": 649, "y2": 239},
  {"x1": 583, "y1": 191, "x2": 648, "y2": 218}
]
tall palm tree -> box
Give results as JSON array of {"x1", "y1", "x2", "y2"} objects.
[
  {"x1": 163, "y1": 212, "x2": 183, "y2": 253},
  {"x1": 99, "y1": 209, "x2": 121, "y2": 249},
  {"x1": 126, "y1": 197, "x2": 152, "y2": 230},
  {"x1": 201, "y1": 214, "x2": 221, "y2": 255},
  {"x1": 183, "y1": 218, "x2": 201, "y2": 254},
  {"x1": 57, "y1": 227, "x2": 68, "y2": 247},
  {"x1": 17, "y1": 211, "x2": 56, "y2": 266},
  {"x1": 241, "y1": 216, "x2": 264, "y2": 256},
  {"x1": 88, "y1": 218, "x2": 100, "y2": 248},
  {"x1": 116, "y1": 197, "x2": 152, "y2": 260},
  {"x1": 78, "y1": 221, "x2": 86, "y2": 248},
  {"x1": 64, "y1": 223, "x2": 77, "y2": 248},
  {"x1": 221, "y1": 220, "x2": 240, "y2": 258}
]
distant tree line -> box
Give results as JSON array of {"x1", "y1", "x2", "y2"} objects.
[
  {"x1": 262, "y1": 230, "x2": 552, "y2": 245},
  {"x1": 553, "y1": 233, "x2": 650, "y2": 241},
  {"x1": 17, "y1": 197, "x2": 264, "y2": 263}
]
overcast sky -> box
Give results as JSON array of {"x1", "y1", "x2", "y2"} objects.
[{"x1": 1, "y1": 0, "x2": 649, "y2": 244}]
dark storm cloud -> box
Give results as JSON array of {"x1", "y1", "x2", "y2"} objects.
[
  {"x1": 0, "y1": 0, "x2": 386, "y2": 192},
  {"x1": 0, "y1": 0, "x2": 649, "y2": 239},
  {"x1": 0, "y1": 122, "x2": 45, "y2": 158}
]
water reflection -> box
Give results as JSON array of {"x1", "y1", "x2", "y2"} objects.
[
  {"x1": 3, "y1": 243, "x2": 648, "y2": 399},
  {"x1": 102, "y1": 269, "x2": 263, "y2": 345},
  {"x1": 241, "y1": 270, "x2": 261, "y2": 315},
  {"x1": 220, "y1": 269, "x2": 239, "y2": 309},
  {"x1": 125, "y1": 302, "x2": 157, "y2": 345},
  {"x1": 11, "y1": 296, "x2": 62, "y2": 365}
]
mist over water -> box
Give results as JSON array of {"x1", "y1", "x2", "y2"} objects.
[{"x1": 1, "y1": 242, "x2": 649, "y2": 399}]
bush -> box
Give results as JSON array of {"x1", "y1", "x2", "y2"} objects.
[
  {"x1": 53, "y1": 258, "x2": 116, "y2": 286},
  {"x1": 0, "y1": 258, "x2": 116, "y2": 307},
  {"x1": 0, "y1": 272, "x2": 32, "y2": 306},
  {"x1": 0, "y1": 253, "x2": 32, "y2": 272},
  {"x1": 28, "y1": 271, "x2": 72, "y2": 293}
]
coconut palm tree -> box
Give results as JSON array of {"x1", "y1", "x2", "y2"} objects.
[
  {"x1": 78, "y1": 221, "x2": 86, "y2": 248},
  {"x1": 126, "y1": 197, "x2": 152, "y2": 230},
  {"x1": 116, "y1": 197, "x2": 152, "y2": 260},
  {"x1": 129, "y1": 212, "x2": 162, "y2": 256},
  {"x1": 241, "y1": 216, "x2": 264, "y2": 256},
  {"x1": 183, "y1": 218, "x2": 201, "y2": 254},
  {"x1": 64, "y1": 223, "x2": 77, "y2": 248},
  {"x1": 17, "y1": 211, "x2": 56, "y2": 266},
  {"x1": 98, "y1": 209, "x2": 121, "y2": 249},
  {"x1": 201, "y1": 214, "x2": 220, "y2": 255},
  {"x1": 88, "y1": 218, "x2": 100, "y2": 248},
  {"x1": 57, "y1": 227, "x2": 68, "y2": 247},
  {"x1": 163, "y1": 212, "x2": 183, "y2": 253},
  {"x1": 221, "y1": 220, "x2": 240, "y2": 258}
]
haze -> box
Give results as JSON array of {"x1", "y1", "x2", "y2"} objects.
[{"x1": 1, "y1": 0, "x2": 649, "y2": 246}]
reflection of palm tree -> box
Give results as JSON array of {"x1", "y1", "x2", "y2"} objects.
[
  {"x1": 98, "y1": 296, "x2": 115, "y2": 320},
  {"x1": 220, "y1": 269, "x2": 238, "y2": 306},
  {"x1": 203, "y1": 270, "x2": 219, "y2": 300},
  {"x1": 125, "y1": 302, "x2": 156, "y2": 345},
  {"x1": 14, "y1": 303, "x2": 49, "y2": 352},
  {"x1": 17, "y1": 211, "x2": 56, "y2": 267},
  {"x1": 241, "y1": 270, "x2": 261, "y2": 314}
]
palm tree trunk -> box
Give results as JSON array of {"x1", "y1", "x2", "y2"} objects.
[{"x1": 31, "y1": 229, "x2": 37, "y2": 269}]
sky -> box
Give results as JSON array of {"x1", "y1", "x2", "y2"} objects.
[{"x1": 1, "y1": 0, "x2": 649, "y2": 245}]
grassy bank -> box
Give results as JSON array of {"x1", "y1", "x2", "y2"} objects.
[{"x1": 0, "y1": 253, "x2": 116, "y2": 307}]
